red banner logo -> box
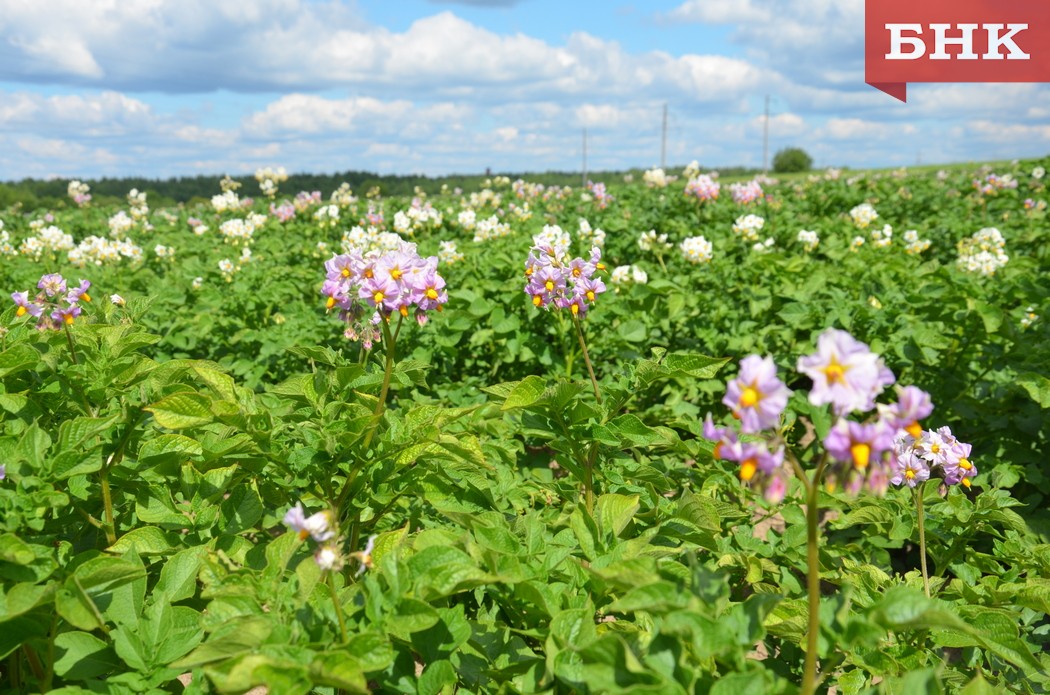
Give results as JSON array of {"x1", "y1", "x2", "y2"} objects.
[{"x1": 865, "y1": 0, "x2": 1050, "y2": 101}]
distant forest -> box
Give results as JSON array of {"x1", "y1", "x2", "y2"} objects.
[{"x1": 0, "y1": 166, "x2": 765, "y2": 212}]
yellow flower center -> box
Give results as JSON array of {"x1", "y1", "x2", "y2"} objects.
[
  {"x1": 425, "y1": 288, "x2": 439, "y2": 300},
  {"x1": 532, "y1": 295, "x2": 543, "y2": 307},
  {"x1": 373, "y1": 291, "x2": 384, "y2": 304},
  {"x1": 850, "y1": 442, "x2": 871, "y2": 470},
  {"x1": 570, "y1": 302, "x2": 580, "y2": 316},
  {"x1": 740, "y1": 458, "x2": 758, "y2": 482},
  {"x1": 823, "y1": 359, "x2": 847, "y2": 384},
  {"x1": 959, "y1": 458, "x2": 972, "y2": 471},
  {"x1": 962, "y1": 478, "x2": 972, "y2": 488},
  {"x1": 391, "y1": 268, "x2": 402, "y2": 280},
  {"x1": 364, "y1": 268, "x2": 374, "y2": 279},
  {"x1": 905, "y1": 468, "x2": 916, "y2": 480},
  {"x1": 713, "y1": 442, "x2": 723, "y2": 460},
  {"x1": 525, "y1": 267, "x2": 533, "y2": 277},
  {"x1": 586, "y1": 290, "x2": 595, "y2": 302},
  {"x1": 64, "y1": 313, "x2": 75, "y2": 325},
  {"x1": 905, "y1": 421, "x2": 922, "y2": 438},
  {"x1": 740, "y1": 386, "x2": 759, "y2": 408},
  {"x1": 545, "y1": 280, "x2": 554, "y2": 292},
  {"x1": 572, "y1": 267, "x2": 582, "y2": 277},
  {"x1": 930, "y1": 443, "x2": 940, "y2": 454},
  {"x1": 399, "y1": 305, "x2": 409, "y2": 317},
  {"x1": 16, "y1": 306, "x2": 26, "y2": 317},
  {"x1": 341, "y1": 268, "x2": 351, "y2": 278},
  {"x1": 325, "y1": 296, "x2": 336, "y2": 310},
  {"x1": 596, "y1": 262, "x2": 606, "y2": 270},
  {"x1": 82, "y1": 293, "x2": 91, "y2": 302}
]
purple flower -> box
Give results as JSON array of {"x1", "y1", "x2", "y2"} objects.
[
  {"x1": 283, "y1": 503, "x2": 336, "y2": 542},
  {"x1": 824, "y1": 418, "x2": 895, "y2": 473},
  {"x1": 797, "y1": 328, "x2": 895, "y2": 415},
  {"x1": 719, "y1": 439, "x2": 786, "y2": 503},
  {"x1": 50, "y1": 304, "x2": 82, "y2": 326},
  {"x1": 722, "y1": 355, "x2": 791, "y2": 433},
  {"x1": 359, "y1": 275, "x2": 401, "y2": 312},
  {"x1": 890, "y1": 448, "x2": 931, "y2": 488},
  {"x1": 12, "y1": 292, "x2": 42, "y2": 318},
  {"x1": 38, "y1": 274, "x2": 67, "y2": 298},
  {"x1": 879, "y1": 385, "x2": 933, "y2": 438},
  {"x1": 576, "y1": 276, "x2": 606, "y2": 305},
  {"x1": 325, "y1": 253, "x2": 359, "y2": 283},
  {"x1": 915, "y1": 428, "x2": 950, "y2": 467},
  {"x1": 66, "y1": 279, "x2": 92, "y2": 304}
]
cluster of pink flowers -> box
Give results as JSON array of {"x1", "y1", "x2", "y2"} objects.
[
  {"x1": 523, "y1": 238, "x2": 607, "y2": 318},
  {"x1": 294, "y1": 190, "x2": 322, "y2": 212},
  {"x1": 704, "y1": 328, "x2": 975, "y2": 500},
  {"x1": 270, "y1": 202, "x2": 296, "y2": 222},
  {"x1": 363, "y1": 207, "x2": 385, "y2": 228},
  {"x1": 321, "y1": 243, "x2": 448, "y2": 346},
  {"x1": 730, "y1": 179, "x2": 764, "y2": 205},
  {"x1": 685, "y1": 174, "x2": 720, "y2": 202},
  {"x1": 11, "y1": 273, "x2": 92, "y2": 331},
  {"x1": 891, "y1": 425, "x2": 977, "y2": 490},
  {"x1": 972, "y1": 173, "x2": 1018, "y2": 196},
  {"x1": 586, "y1": 181, "x2": 614, "y2": 209}
]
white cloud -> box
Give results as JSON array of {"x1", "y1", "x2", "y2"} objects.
[
  {"x1": 666, "y1": 0, "x2": 770, "y2": 24},
  {"x1": 820, "y1": 118, "x2": 917, "y2": 140}
]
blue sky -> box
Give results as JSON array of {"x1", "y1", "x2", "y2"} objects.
[{"x1": 0, "y1": 0, "x2": 1047, "y2": 181}]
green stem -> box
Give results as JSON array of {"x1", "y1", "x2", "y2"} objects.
[
  {"x1": 336, "y1": 314, "x2": 401, "y2": 512},
  {"x1": 327, "y1": 574, "x2": 349, "y2": 643},
  {"x1": 572, "y1": 315, "x2": 602, "y2": 404},
  {"x1": 363, "y1": 315, "x2": 400, "y2": 451},
  {"x1": 583, "y1": 444, "x2": 597, "y2": 516},
  {"x1": 916, "y1": 482, "x2": 931, "y2": 598},
  {"x1": 99, "y1": 468, "x2": 116, "y2": 546},
  {"x1": 801, "y1": 457, "x2": 827, "y2": 695},
  {"x1": 63, "y1": 325, "x2": 79, "y2": 365},
  {"x1": 22, "y1": 645, "x2": 45, "y2": 690}
]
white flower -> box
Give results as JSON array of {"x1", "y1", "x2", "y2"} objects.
[
  {"x1": 110, "y1": 294, "x2": 126, "y2": 306},
  {"x1": 849, "y1": 203, "x2": 879, "y2": 229},
  {"x1": 1034, "y1": 166, "x2": 1046, "y2": 180},
  {"x1": 797, "y1": 229, "x2": 819, "y2": 252},
  {"x1": 732, "y1": 214, "x2": 765, "y2": 242},
  {"x1": 680, "y1": 235, "x2": 713, "y2": 264}
]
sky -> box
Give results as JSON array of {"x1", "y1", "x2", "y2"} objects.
[{"x1": 0, "y1": 0, "x2": 1048, "y2": 181}]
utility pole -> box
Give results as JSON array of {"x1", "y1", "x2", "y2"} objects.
[
  {"x1": 762, "y1": 94, "x2": 770, "y2": 174},
  {"x1": 582, "y1": 127, "x2": 588, "y2": 187},
  {"x1": 660, "y1": 103, "x2": 668, "y2": 170}
]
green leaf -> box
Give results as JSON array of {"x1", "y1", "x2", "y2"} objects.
[
  {"x1": 0, "y1": 582, "x2": 57, "y2": 620},
  {"x1": 108, "y1": 526, "x2": 173, "y2": 556},
  {"x1": 663, "y1": 353, "x2": 731, "y2": 379},
  {"x1": 0, "y1": 534, "x2": 37, "y2": 565},
  {"x1": 0, "y1": 343, "x2": 38, "y2": 378},
  {"x1": 155, "y1": 548, "x2": 204, "y2": 602},
  {"x1": 1018, "y1": 372, "x2": 1050, "y2": 408},
  {"x1": 501, "y1": 375, "x2": 547, "y2": 410},
  {"x1": 595, "y1": 493, "x2": 640, "y2": 538},
  {"x1": 147, "y1": 391, "x2": 215, "y2": 429},
  {"x1": 418, "y1": 659, "x2": 457, "y2": 695},
  {"x1": 616, "y1": 319, "x2": 647, "y2": 343},
  {"x1": 53, "y1": 631, "x2": 121, "y2": 680}
]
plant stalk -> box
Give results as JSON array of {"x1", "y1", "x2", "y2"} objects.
[
  {"x1": 572, "y1": 315, "x2": 602, "y2": 404},
  {"x1": 63, "y1": 325, "x2": 79, "y2": 365},
  {"x1": 327, "y1": 574, "x2": 349, "y2": 643},
  {"x1": 916, "y1": 481, "x2": 931, "y2": 598},
  {"x1": 99, "y1": 468, "x2": 116, "y2": 546},
  {"x1": 801, "y1": 458, "x2": 827, "y2": 695}
]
